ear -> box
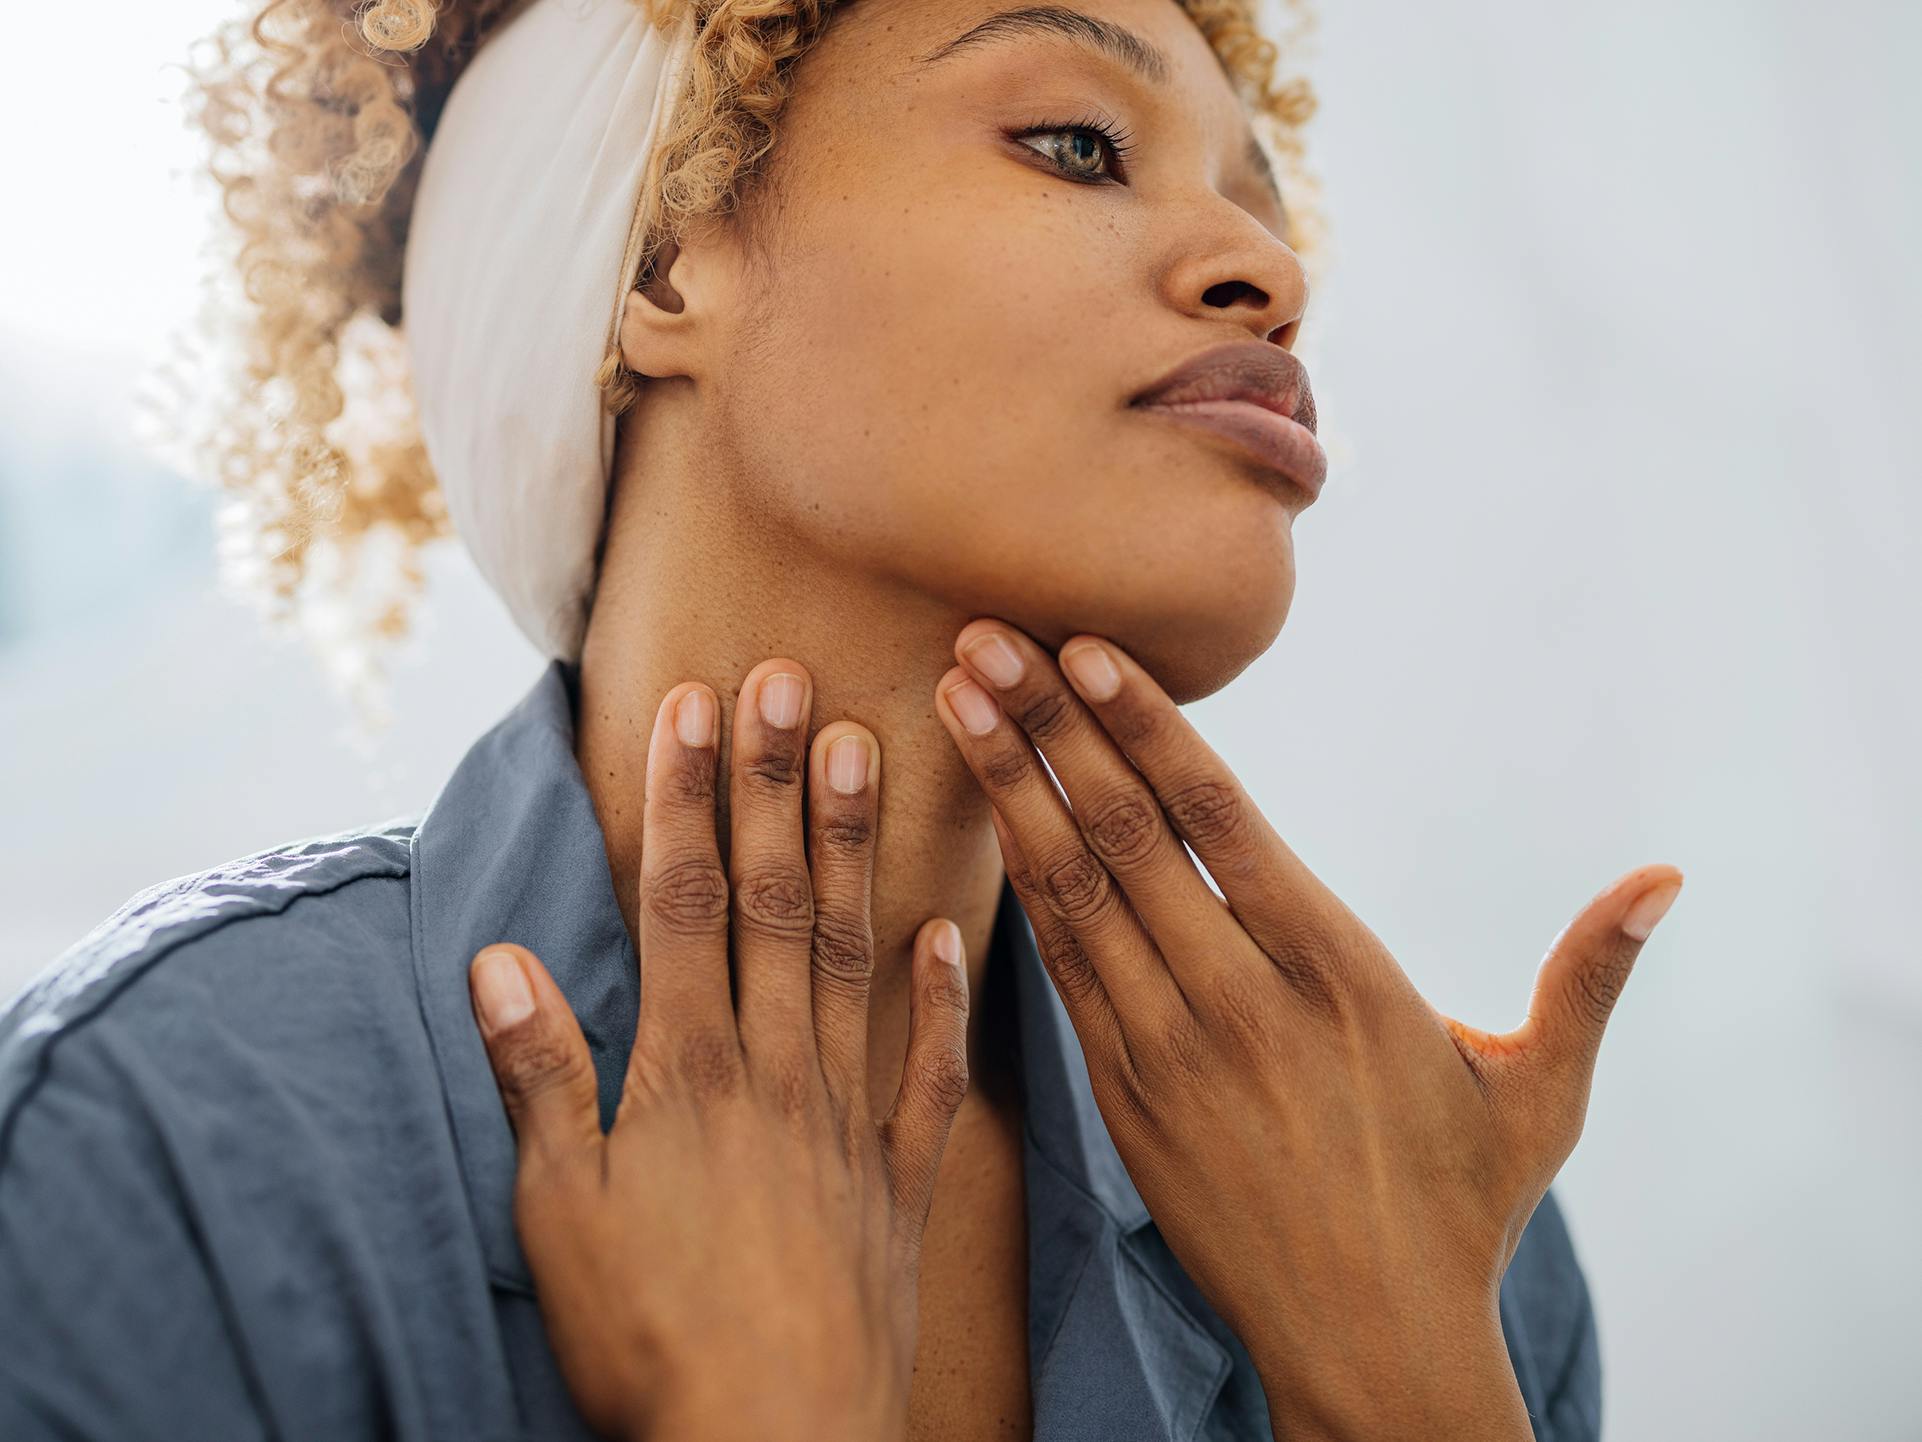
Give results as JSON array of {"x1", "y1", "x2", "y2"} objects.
[{"x1": 619, "y1": 230, "x2": 730, "y2": 381}]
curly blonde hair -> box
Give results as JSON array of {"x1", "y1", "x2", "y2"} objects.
[{"x1": 144, "y1": 0, "x2": 1323, "y2": 730}]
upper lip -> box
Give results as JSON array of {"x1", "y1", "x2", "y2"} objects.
[{"x1": 1128, "y1": 339, "x2": 1317, "y2": 436}]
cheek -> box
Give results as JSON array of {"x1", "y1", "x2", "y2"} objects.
[
  {"x1": 720, "y1": 199, "x2": 1101, "y2": 528},
  {"x1": 718, "y1": 198, "x2": 1300, "y2": 688}
]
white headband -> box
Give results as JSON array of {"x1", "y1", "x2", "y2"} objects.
[{"x1": 402, "y1": 0, "x2": 698, "y2": 661}]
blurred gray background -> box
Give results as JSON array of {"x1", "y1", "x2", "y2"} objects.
[{"x1": 2, "y1": 0, "x2": 1916, "y2": 1436}]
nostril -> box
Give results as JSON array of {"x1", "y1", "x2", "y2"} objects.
[{"x1": 1201, "y1": 277, "x2": 1266, "y2": 309}]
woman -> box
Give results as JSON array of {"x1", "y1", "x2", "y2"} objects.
[{"x1": 0, "y1": 0, "x2": 1681, "y2": 1437}]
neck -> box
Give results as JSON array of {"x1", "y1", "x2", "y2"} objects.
[{"x1": 574, "y1": 458, "x2": 1009, "y2": 1117}]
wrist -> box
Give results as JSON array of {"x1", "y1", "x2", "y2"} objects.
[
  {"x1": 1248, "y1": 1309, "x2": 1532, "y2": 1442},
  {"x1": 633, "y1": 1368, "x2": 904, "y2": 1442}
]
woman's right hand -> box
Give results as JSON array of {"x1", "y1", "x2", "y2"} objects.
[{"x1": 463, "y1": 660, "x2": 972, "y2": 1442}]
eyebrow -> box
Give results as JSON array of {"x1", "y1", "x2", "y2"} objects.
[{"x1": 914, "y1": 4, "x2": 1287, "y2": 217}]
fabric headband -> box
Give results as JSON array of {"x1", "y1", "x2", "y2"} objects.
[{"x1": 402, "y1": 0, "x2": 698, "y2": 662}]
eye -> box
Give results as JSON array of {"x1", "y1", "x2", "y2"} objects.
[{"x1": 1012, "y1": 113, "x2": 1137, "y2": 184}]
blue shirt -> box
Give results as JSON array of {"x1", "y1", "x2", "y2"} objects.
[{"x1": 0, "y1": 659, "x2": 1601, "y2": 1440}]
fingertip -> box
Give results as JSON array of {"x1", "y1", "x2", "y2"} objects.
[
  {"x1": 928, "y1": 917, "x2": 964, "y2": 970},
  {"x1": 470, "y1": 946, "x2": 536, "y2": 1036},
  {"x1": 815, "y1": 720, "x2": 879, "y2": 795},
  {"x1": 1620, "y1": 873, "x2": 1685, "y2": 942}
]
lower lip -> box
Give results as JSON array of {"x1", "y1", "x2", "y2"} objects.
[{"x1": 1132, "y1": 399, "x2": 1327, "y2": 500}]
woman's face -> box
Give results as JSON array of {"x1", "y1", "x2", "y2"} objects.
[{"x1": 622, "y1": 0, "x2": 1313, "y2": 701}]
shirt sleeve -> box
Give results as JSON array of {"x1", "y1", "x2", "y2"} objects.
[{"x1": 0, "y1": 1026, "x2": 273, "y2": 1442}]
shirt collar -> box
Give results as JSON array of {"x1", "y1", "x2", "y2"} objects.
[{"x1": 410, "y1": 658, "x2": 1154, "y2": 1295}]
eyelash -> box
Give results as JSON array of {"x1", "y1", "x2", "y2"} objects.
[{"x1": 1012, "y1": 112, "x2": 1138, "y2": 183}]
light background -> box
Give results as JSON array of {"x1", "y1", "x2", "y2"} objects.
[{"x1": 1, "y1": 1, "x2": 1916, "y2": 1436}]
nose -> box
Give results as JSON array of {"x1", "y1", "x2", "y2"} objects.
[{"x1": 1167, "y1": 211, "x2": 1310, "y2": 351}]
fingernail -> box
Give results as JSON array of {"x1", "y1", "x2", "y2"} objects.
[
  {"x1": 1061, "y1": 642, "x2": 1121, "y2": 702},
  {"x1": 963, "y1": 632, "x2": 1025, "y2": 689},
  {"x1": 828, "y1": 733, "x2": 870, "y2": 794},
  {"x1": 1621, "y1": 880, "x2": 1683, "y2": 941},
  {"x1": 932, "y1": 919, "x2": 963, "y2": 969},
  {"x1": 675, "y1": 688, "x2": 714, "y2": 746},
  {"x1": 473, "y1": 949, "x2": 534, "y2": 1031},
  {"x1": 946, "y1": 678, "x2": 1000, "y2": 735},
  {"x1": 757, "y1": 671, "x2": 804, "y2": 729}
]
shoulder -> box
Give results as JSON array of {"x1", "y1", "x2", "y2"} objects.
[
  {"x1": 1504, "y1": 1187, "x2": 1602, "y2": 1441},
  {"x1": 0, "y1": 817, "x2": 447, "y2": 1436},
  {"x1": 0, "y1": 815, "x2": 422, "y2": 1165}
]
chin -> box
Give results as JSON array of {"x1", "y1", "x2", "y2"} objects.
[
  {"x1": 1117, "y1": 509, "x2": 1298, "y2": 703},
  {"x1": 1011, "y1": 544, "x2": 1296, "y2": 705},
  {"x1": 1120, "y1": 584, "x2": 1293, "y2": 704}
]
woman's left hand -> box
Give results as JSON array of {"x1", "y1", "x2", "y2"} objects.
[{"x1": 933, "y1": 618, "x2": 1683, "y2": 1442}]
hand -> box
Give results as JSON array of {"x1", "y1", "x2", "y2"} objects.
[
  {"x1": 465, "y1": 660, "x2": 973, "y2": 1442},
  {"x1": 934, "y1": 620, "x2": 1683, "y2": 1442}
]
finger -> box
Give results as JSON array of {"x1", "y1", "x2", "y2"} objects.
[
  {"x1": 1056, "y1": 633, "x2": 1389, "y2": 1008},
  {"x1": 879, "y1": 918, "x2": 971, "y2": 1230},
  {"x1": 727, "y1": 660, "x2": 820, "y2": 1069},
  {"x1": 468, "y1": 944, "x2": 605, "y2": 1176},
  {"x1": 806, "y1": 720, "x2": 882, "y2": 1114},
  {"x1": 1480, "y1": 864, "x2": 1684, "y2": 1111},
  {"x1": 934, "y1": 662, "x2": 1188, "y2": 1030},
  {"x1": 989, "y1": 804, "x2": 1139, "y2": 1095},
  {"x1": 954, "y1": 619, "x2": 1244, "y2": 979},
  {"x1": 633, "y1": 682, "x2": 741, "y2": 1081}
]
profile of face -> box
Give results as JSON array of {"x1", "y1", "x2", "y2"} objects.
[{"x1": 617, "y1": 0, "x2": 1312, "y2": 702}]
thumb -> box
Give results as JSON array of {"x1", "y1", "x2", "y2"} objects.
[
  {"x1": 468, "y1": 944, "x2": 605, "y2": 1174},
  {"x1": 1500, "y1": 863, "x2": 1685, "y2": 1099},
  {"x1": 878, "y1": 918, "x2": 971, "y2": 1232}
]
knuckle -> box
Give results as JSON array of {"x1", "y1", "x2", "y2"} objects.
[
  {"x1": 495, "y1": 1023, "x2": 590, "y2": 1101},
  {"x1": 811, "y1": 910, "x2": 875, "y2": 983},
  {"x1": 978, "y1": 744, "x2": 1033, "y2": 794},
  {"x1": 741, "y1": 747, "x2": 803, "y2": 790},
  {"x1": 1040, "y1": 847, "x2": 1111, "y2": 925},
  {"x1": 733, "y1": 865, "x2": 815, "y2": 938},
  {"x1": 1104, "y1": 697, "x2": 1161, "y2": 752},
  {"x1": 814, "y1": 808, "x2": 874, "y2": 854},
  {"x1": 1012, "y1": 688, "x2": 1075, "y2": 743},
  {"x1": 1081, "y1": 789, "x2": 1162, "y2": 870},
  {"x1": 1002, "y1": 848, "x2": 1039, "y2": 897},
  {"x1": 1570, "y1": 950, "x2": 1630, "y2": 1029},
  {"x1": 643, "y1": 856, "x2": 730, "y2": 933},
  {"x1": 1039, "y1": 929, "x2": 1102, "y2": 1010},
  {"x1": 1164, "y1": 777, "x2": 1246, "y2": 850},
  {"x1": 921, "y1": 966, "x2": 973, "y2": 1021},
  {"x1": 667, "y1": 741, "x2": 716, "y2": 805},
  {"x1": 918, "y1": 1044, "x2": 972, "y2": 1114}
]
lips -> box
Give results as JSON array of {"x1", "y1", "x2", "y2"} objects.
[{"x1": 1129, "y1": 339, "x2": 1325, "y2": 500}]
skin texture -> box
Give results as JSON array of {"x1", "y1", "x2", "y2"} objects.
[
  {"x1": 933, "y1": 622, "x2": 1682, "y2": 1440},
  {"x1": 460, "y1": 0, "x2": 1684, "y2": 1435},
  {"x1": 470, "y1": 665, "x2": 972, "y2": 1442},
  {"x1": 579, "y1": 0, "x2": 1307, "y2": 1142}
]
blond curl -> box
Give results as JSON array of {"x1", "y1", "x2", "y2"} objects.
[{"x1": 145, "y1": 0, "x2": 1324, "y2": 731}]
